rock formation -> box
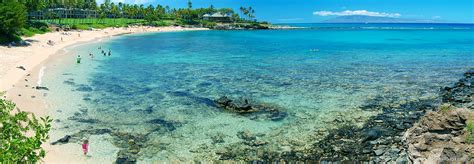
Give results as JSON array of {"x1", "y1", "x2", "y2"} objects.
[{"x1": 405, "y1": 108, "x2": 473, "y2": 163}]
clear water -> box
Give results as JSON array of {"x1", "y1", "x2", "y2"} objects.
[{"x1": 42, "y1": 24, "x2": 474, "y2": 161}]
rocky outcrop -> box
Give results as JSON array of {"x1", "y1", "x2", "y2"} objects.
[
  {"x1": 405, "y1": 69, "x2": 474, "y2": 163},
  {"x1": 214, "y1": 96, "x2": 288, "y2": 121},
  {"x1": 405, "y1": 108, "x2": 473, "y2": 163},
  {"x1": 441, "y1": 69, "x2": 473, "y2": 109}
]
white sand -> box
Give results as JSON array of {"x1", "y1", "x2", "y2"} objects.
[{"x1": 0, "y1": 26, "x2": 208, "y2": 163}]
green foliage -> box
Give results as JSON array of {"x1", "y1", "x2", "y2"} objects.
[
  {"x1": 71, "y1": 24, "x2": 89, "y2": 30},
  {"x1": 0, "y1": 93, "x2": 52, "y2": 163},
  {"x1": 151, "y1": 20, "x2": 171, "y2": 27},
  {"x1": 199, "y1": 20, "x2": 217, "y2": 28},
  {"x1": 466, "y1": 120, "x2": 474, "y2": 144},
  {"x1": 439, "y1": 103, "x2": 454, "y2": 113},
  {"x1": 19, "y1": 21, "x2": 51, "y2": 37},
  {"x1": 0, "y1": 2, "x2": 28, "y2": 43}
]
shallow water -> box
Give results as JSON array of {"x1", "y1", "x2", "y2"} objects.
[{"x1": 41, "y1": 24, "x2": 474, "y2": 161}]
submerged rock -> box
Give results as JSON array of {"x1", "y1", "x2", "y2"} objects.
[
  {"x1": 75, "y1": 84, "x2": 93, "y2": 92},
  {"x1": 441, "y1": 69, "x2": 473, "y2": 109},
  {"x1": 51, "y1": 135, "x2": 71, "y2": 145},
  {"x1": 146, "y1": 118, "x2": 179, "y2": 131},
  {"x1": 214, "y1": 96, "x2": 288, "y2": 121}
]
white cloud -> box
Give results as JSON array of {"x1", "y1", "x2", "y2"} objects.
[{"x1": 313, "y1": 10, "x2": 401, "y2": 18}]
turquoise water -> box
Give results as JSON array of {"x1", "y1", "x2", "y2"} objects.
[{"x1": 42, "y1": 24, "x2": 474, "y2": 161}]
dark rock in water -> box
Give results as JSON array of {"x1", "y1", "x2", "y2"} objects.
[
  {"x1": 215, "y1": 96, "x2": 232, "y2": 107},
  {"x1": 115, "y1": 157, "x2": 136, "y2": 164},
  {"x1": 76, "y1": 84, "x2": 93, "y2": 92},
  {"x1": 237, "y1": 130, "x2": 256, "y2": 141},
  {"x1": 75, "y1": 118, "x2": 101, "y2": 124},
  {"x1": 214, "y1": 96, "x2": 288, "y2": 121},
  {"x1": 211, "y1": 133, "x2": 226, "y2": 144},
  {"x1": 146, "y1": 118, "x2": 178, "y2": 131},
  {"x1": 63, "y1": 80, "x2": 76, "y2": 85},
  {"x1": 270, "y1": 111, "x2": 288, "y2": 121},
  {"x1": 196, "y1": 82, "x2": 212, "y2": 87},
  {"x1": 362, "y1": 129, "x2": 382, "y2": 142},
  {"x1": 51, "y1": 135, "x2": 71, "y2": 145},
  {"x1": 441, "y1": 68, "x2": 473, "y2": 109},
  {"x1": 168, "y1": 91, "x2": 217, "y2": 107},
  {"x1": 35, "y1": 86, "x2": 49, "y2": 91},
  {"x1": 110, "y1": 132, "x2": 148, "y2": 164}
]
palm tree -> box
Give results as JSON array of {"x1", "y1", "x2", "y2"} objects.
[
  {"x1": 247, "y1": 7, "x2": 252, "y2": 20},
  {"x1": 239, "y1": 6, "x2": 244, "y2": 20}
]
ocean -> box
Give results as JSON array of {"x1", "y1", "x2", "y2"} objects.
[{"x1": 41, "y1": 23, "x2": 474, "y2": 161}]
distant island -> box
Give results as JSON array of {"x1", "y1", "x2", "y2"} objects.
[{"x1": 323, "y1": 15, "x2": 445, "y2": 23}]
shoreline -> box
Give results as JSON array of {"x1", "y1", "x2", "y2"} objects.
[
  {"x1": 0, "y1": 26, "x2": 208, "y2": 163},
  {"x1": 0, "y1": 26, "x2": 208, "y2": 92}
]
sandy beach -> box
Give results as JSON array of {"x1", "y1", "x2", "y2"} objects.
[{"x1": 0, "y1": 26, "x2": 207, "y2": 163}]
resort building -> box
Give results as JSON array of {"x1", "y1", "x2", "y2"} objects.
[{"x1": 202, "y1": 12, "x2": 232, "y2": 22}]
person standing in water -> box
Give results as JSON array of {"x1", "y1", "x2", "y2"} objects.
[
  {"x1": 82, "y1": 139, "x2": 89, "y2": 156},
  {"x1": 89, "y1": 52, "x2": 94, "y2": 60},
  {"x1": 108, "y1": 49, "x2": 112, "y2": 56},
  {"x1": 76, "y1": 55, "x2": 82, "y2": 64}
]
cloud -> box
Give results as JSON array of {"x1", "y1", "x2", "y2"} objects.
[{"x1": 313, "y1": 10, "x2": 401, "y2": 18}]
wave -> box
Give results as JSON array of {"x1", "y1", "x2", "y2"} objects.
[{"x1": 37, "y1": 66, "x2": 46, "y2": 86}]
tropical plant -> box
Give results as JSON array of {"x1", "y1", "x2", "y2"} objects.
[
  {"x1": 0, "y1": 1, "x2": 28, "y2": 41},
  {"x1": 0, "y1": 93, "x2": 52, "y2": 163}
]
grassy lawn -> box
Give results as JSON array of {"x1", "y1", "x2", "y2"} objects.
[
  {"x1": 36, "y1": 18, "x2": 146, "y2": 29},
  {"x1": 33, "y1": 18, "x2": 179, "y2": 30}
]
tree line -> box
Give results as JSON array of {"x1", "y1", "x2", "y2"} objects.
[
  {"x1": 0, "y1": 0, "x2": 260, "y2": 43},
  {"x1": 1, "y1": 0, "x2": 257, "y2": 23}
]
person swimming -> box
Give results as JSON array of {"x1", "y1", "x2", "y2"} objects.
[
  {"x1": 108, "y1": 50, "x2": 111, "y2": 56},
  {"x1": 76, "y1": 55, "x2": 82, "y2": 64}
]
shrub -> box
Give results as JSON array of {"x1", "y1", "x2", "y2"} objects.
[
  {"x1": 0, "y1": 2, "x2": 27, "y2": 43},
  {"x1": 0, "y1": 93, "x2": 52, "y2": 163},
  {"x1": 466, "y1": 120, "x2": 474, "y2": 144},
  {"x1": 439, "y1": 103, "x2": 454, "y2": 113},
  {"x1": 71, "y1": 24, "x2": 89, "y2": 30},
  {"x1": 151, "y1": 20, "x2": 170, "y2": 27}
]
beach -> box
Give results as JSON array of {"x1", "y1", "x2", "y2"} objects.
[{"x1": 0, "y1": 26, "x2": 207, "y2": 163}]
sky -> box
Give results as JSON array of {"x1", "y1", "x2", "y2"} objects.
[{"x1": 97, "y1": 0, "x2": 474, "y2": 23}]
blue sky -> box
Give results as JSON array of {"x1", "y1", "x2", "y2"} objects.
[{"x1": 99, "y1": 0, "x2": 474, "y2": 23}]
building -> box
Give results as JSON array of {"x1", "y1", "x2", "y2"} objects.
[{"x1": 202, "y1": 12, "x2": 232, "y2": 22}]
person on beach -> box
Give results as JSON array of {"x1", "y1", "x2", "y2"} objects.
[
  {"x1": 108, "y1": 50, "x2": 111, "y2": 56},
  {"x1": 76, "y1": 55, "x2": 82, "y2": 64},
  {"x1": 82, "y1": 139, "x2": 89, "y2": 156}
]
